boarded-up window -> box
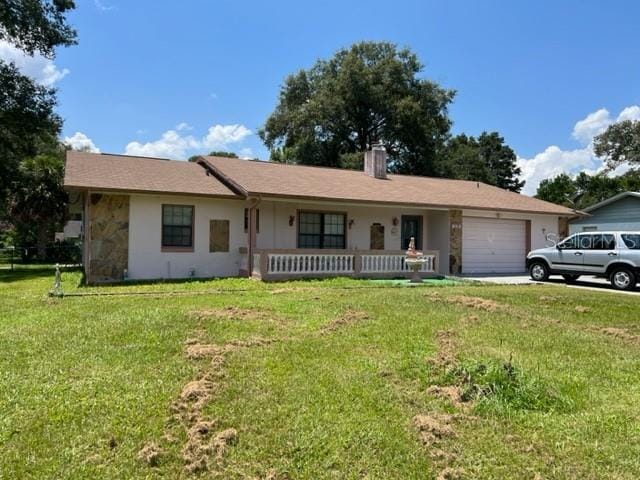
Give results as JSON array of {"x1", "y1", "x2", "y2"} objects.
[
  {"x1": 210, "y1": 220, "x2": 229, "y2": 252},
  {"x1": 370, "y1": 223, "x2": 385, "y2": 250}
]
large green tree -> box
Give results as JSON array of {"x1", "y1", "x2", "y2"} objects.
[
  {"x1": 594, "y1": 120, "x2": 640, "y2": 171},
  {"x1": 0, "y1": 0, "x2": 76, "y2": 226},
  {"x1": 535, "y1": 173, "x2": 578, "y2": 207},
  {"x1": 7, "y1": 137, "x2": 67, "y2": 252},
  {"x1": 259, "y1": 42, "x2": 455, "y2": 175},
  {"x1": 535, "y1": 170, "x2": 640, "y2": 209},
  {"x1": 438, "y1": 132, "x2": 524, "y2": 192}
]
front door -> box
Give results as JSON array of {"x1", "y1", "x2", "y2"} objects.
[{"x1": 401, "y1": 215, "x2": 423, "y2": 250}]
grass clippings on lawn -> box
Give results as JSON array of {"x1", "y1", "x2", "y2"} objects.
[{"x1": 1, "y1": 269, "x2": 640, "y2": 479}]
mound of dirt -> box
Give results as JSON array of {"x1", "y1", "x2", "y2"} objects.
[
  {"x1": 185, "y1": 343, "x2": 225, "y2": 360},
  {"x1": 321, "y1": 309, "x2": 370, "y2": 333},
  {"x1": 427, "y1": 330, "x2": 458, "y2": 370},
  {"x1": 180, "y1": 379, "x2": 215, "y2": 410},
  {"x1": 575, "y1": 306, "x2": 591, "y2": 313},
  {"x1": 182, "y1": 422, "x2": 238, "y2": 473},
  {"x1": 437, "y1": 467, "x2": 465, "y2": 480},
  {"x1": 449, "y1": 295, "x2": 501, "y2": 311},
  {"x1": 190, "y1": 306, "x2": 269, "y2": 321},
  {"x1": 137, "y1": 442, "x2": 163, "y2": 466},
  {"x1": 425, "y1": 293, "x2": 502, "y2": 312},
  {"x1": 412, "y1": 413, "x2": 456, "y2": 447},
  {"x1": 426, "y1": 385, "x2": 465, "y2": 408},
  {"x1": 600, "y1": 327, "x2": 639, "y2": 342}
]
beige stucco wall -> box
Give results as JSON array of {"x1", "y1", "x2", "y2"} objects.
[
  {"x1": 128, "y1": 194, "x2": 245, "y2": 280},
  {"x1": 253, "y1": 199, "x2": 449, "y2": 253},
  {"x1": 462, "y1": 209, "x2": 559, "y2": 250}
]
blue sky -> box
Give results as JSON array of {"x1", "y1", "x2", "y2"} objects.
[{"x1": 3, "y1": 0, "x2": 640, "y2": 194}]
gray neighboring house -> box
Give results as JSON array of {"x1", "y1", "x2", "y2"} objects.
[{"x1": 569, "y1": 192, "x2": 640, "y2": 234}]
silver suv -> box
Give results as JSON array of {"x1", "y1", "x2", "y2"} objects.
[{"x1": 526, "y1": 232, "x2": 640, "y2": 291}]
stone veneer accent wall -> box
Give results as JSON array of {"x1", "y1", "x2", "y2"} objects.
[
  {"x1": 89, "y1": 194, "x2": 129, "y2": 283},
  {"x1": 449, "y1": 209, "x2": 462, "y2": 274}
]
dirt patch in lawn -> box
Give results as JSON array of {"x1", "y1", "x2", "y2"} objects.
[
  {"x1": 142, "y1": 330, "x2": 280, "y2": 474},
  {"x1": 597, "y1": 327, "x2": 639, "y2": 343},
  {"x1": 426, "y1": 385, "x2": 465, "y2": 408},
  {"x1": 137, "y1": 442, "x2": 163, "y2": 466},
  {"x1": 574, "y1": 306, "x2": 591, "y2": 313},
  {"x1": 182, "y1": 420, "x2": 238, "y2": 474},
  {"x1": 321, "y1": 309, "x2": 370, "y2": 333},
  {"x1": 413, "y1": 413, "x2": 456, "y2": 447},
  {"x1": 425, "y1": 292, "x2": 502, "y2": 312},
  {"x1": 427, "y1": 330, "x2": 459, "y2": 371},
  {"x1": 412, "y1": 412, "x2": 470, "y2": 479},
  {"x1": 189, "y1": 306, "x2": 272, "y2": 321}
]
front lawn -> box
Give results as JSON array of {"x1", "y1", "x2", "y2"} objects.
[{"x1": 1, "y1": 270, "x2": 639, "y2": 479}]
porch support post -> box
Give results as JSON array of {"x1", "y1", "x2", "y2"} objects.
[
  {"x1": 83, "y1": 190, "x2": 91, "y2": 284},
  {"x1": 247, "y1": 203, "x2": 258, "y2": 277},
  {"x1": 449, "y1": 209, "x2": 462, "y2": 275},
  {"x1": 354, "y1": 251, "x2": 362, "y2": 277}
]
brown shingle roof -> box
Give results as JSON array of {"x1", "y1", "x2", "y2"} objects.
[
  {"x1": 199, "y1": 156, "x2": 577, "y2": 216},
  {"x1": 64, "y1": 151, "x2": 238, "y2": 198}
]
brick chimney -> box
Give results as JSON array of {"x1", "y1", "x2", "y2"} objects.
[{"x1": 364, "y1": 144, "x2": 388, "y2": 179}]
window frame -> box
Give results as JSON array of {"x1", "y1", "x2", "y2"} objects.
[
  {"x1": 297, "y1": 210, "x2": 347, "y2": 250},
  {"x1": 161, "y1": 204, "x2": 195, "y2": 252}
]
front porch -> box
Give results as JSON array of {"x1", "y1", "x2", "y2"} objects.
[{"x1": 250, "y1": 249, "x2": 439, "y2": 281}]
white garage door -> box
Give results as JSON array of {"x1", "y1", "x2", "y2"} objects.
[{"x1": 462, "y1": 217, "x2": 526, "y2": 274}]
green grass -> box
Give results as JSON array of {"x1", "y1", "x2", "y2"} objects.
[{"x1": 1, "y1": 268, "x2": 639, "y2": 479}]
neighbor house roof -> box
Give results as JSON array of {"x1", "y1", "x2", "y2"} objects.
[
  {"x1": 64, "y1": 151, "x2": 239, "y2": 198},
  {"x1": 198, "y1": 155, "x2": 578, "y2": 216},
  {"x1": 581, "y1": 191, "x2": 640, "y2": 213}
]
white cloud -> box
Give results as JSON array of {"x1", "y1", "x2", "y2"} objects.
[
  {"x1": 124, "y1": 123, "x2": 252, "y2": 159},
  {"x1": 202, "y1": 124, "x2": 252, "y2": 150},
  {"x1": 176, "y1": 122, "x2": 193, "y2": 131},
  {"x1": 519, "y1": 105, "x2": 640, "y2": 195},
  {"x1": 517, "y1": 146, "x2": 599, "y2": 195},
  {"x1": 64, "y1": 132, "x2": 100, "y2": 153},
  {"x1": 239, "y1": 147, "x2": 254, "y2": 159},
  {"x1": 94, "y1": 0, "x2": 115, "y2": 12},
  {"x1": 571, "y1": 108, "x2": 612, "y2": 144},
  {"x1": 0, "y1": 40, "x2": 69, "y2": 86},
  {"x1": 618, "y1": 105, "x2": 640, "y2": 122},
  {"x1": 125, "y1": 129, "x2": 200, "y2": 159}
]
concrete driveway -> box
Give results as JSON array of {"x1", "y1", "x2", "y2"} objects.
[{"x1": 460, "y1": 273, "x2": 640, "y2": 295}]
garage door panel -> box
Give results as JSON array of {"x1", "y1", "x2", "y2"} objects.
[{"x1": 462, "y1": 217, "x2": 526, "y2": 274}]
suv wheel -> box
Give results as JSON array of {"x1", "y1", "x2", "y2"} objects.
[
  {"x1": 610, "y1": 267, "x2": 636, "y2": 291},
  {"x1": 562, "y1": 274, "x2": 580, "y2": 283},
  {"x1": 529, "y1": 261, "x2": 549, "y2": 281}
]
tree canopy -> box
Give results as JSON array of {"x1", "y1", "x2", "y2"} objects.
[
  {"x1": 188, "y1": 151, "x2": 239, "y2": 162},
  {"x1": 594, "y1": 120, "x2": 640, "y2": 171},
  {"x1": 0, "y1": 0, "x2": 76, "y2": 57},
  {"x1": 438, "y1": 132, "x2": 524, "y2": 192},
  {"x1": 259, "y1": 41, "x2": 455, "y2": 176},
  {"x1": 0, "y1": 0, "x2": 76, "y2": 249},
  {"x1": 535, "y1": 170, "x2": 640, "y2": 210}
]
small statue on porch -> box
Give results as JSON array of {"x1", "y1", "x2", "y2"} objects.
[{"x1": 406, "y1": 237, "x2": 423, "y2": 258}]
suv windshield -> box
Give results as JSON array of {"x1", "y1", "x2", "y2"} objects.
[{"x1": 621, "y1": 234, "x2": 640, "y2": 250}]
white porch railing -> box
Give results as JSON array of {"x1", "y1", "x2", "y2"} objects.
[
  {"x1": 251, "y1": 249, "x2": 438, "y2": 280},
  {"x1": 361, "y1": 254, "x2": 435, "y2": 273},
  {"x1": 267, "y1": 253, "x2": 354, "y2": 275}
]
